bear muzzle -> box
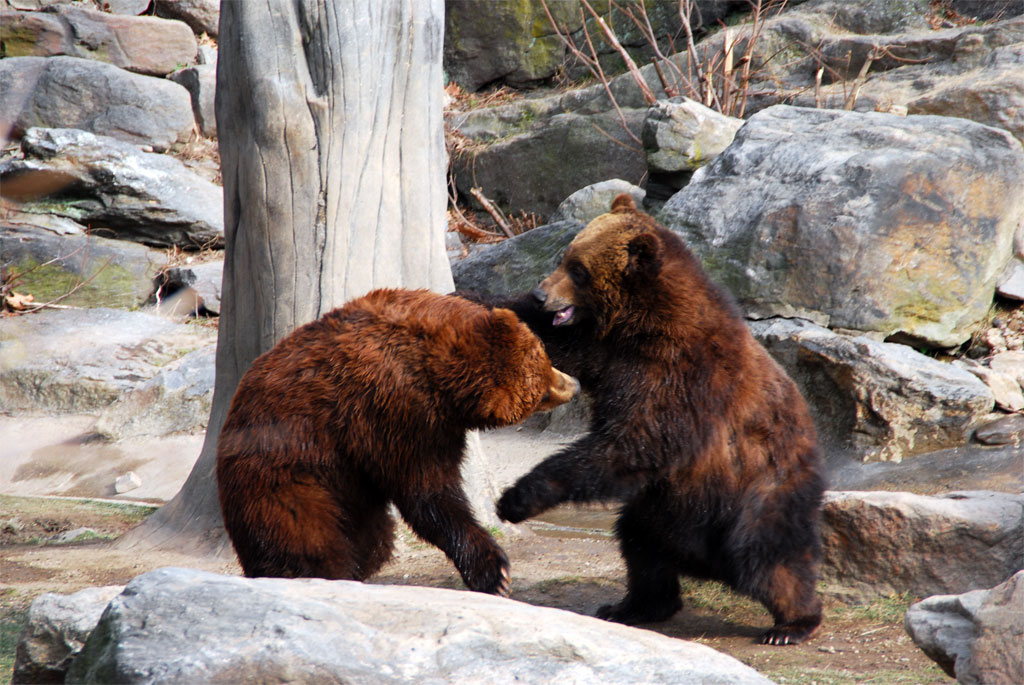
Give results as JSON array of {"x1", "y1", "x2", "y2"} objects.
[
  {"x1": 532, "y1": 281, "x2": 578, "y2": 327},
  {"x1": 536, "y1": 368, "x2": 579, "y2": 411}
]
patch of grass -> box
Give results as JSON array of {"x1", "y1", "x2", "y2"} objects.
[
  {"x1": 830, "y1": 591, "x2": 918, "y2": 624},
  {"x1": 0, "y1": 605, "x2": 28, "y2": 685}
]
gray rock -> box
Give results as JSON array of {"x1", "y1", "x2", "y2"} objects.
[
  {"x1": 0, "y1": 223, "x2": 164, "y2": 310},
  {"x1": 998, "y1": 259, "x2": 1024, "y2": 301},
  {"x1": 0, "y1": 56, "x2": 195, "y2": 151},
  {"x1": 751, "y1": 318, "x2": 994, "y2": 462},
  {"x1": 0, "y1": 7, "x2": 198, "y2": 76},
  {"x1": 643, "y1": 97, "x2": 743, "y2": 174},
  {"x1": 957, "y1": 359, "x2": 1024, "y2": 413},
  {"x1": 103, "y1": 0, "x2": 151, "y2": 14},
  {"x1": 66, "y1": 567, "x2": 773, "y2": 684},
  {"x1": 821, "y1": 491, "x2": 1024, "y2": 602},
  {"x1": 904, "y1": 589, "x2": 989, "y2": 678},
  {"x1": 974, "y1": 414, "x2": 1024, "y2": 446},
  {"x1": 660, "y1": 106, "x2": 1024, "y2": 348},
  {"x1": 13, "y1": 585, "x2": 123, "y2": 685},
  {"x1": 94, "y1": 344, "x2": 216, "y2": 439},
  {"x1": 905, "y1": 571, "x2": 1024, "y2": 683},
  {"x1": 153, "y1": 0, "x2": 220, "y2": 38},
  {"x1": 152, "y1": 258, "x2": 224, "y2": 316},
  {"x1": 452, "y1": 219, "x2": 583, "y2": 296},
  {"x1": 167, "y1": 64, "x2": 216, "y2": 138},
  {"x1": 1, "y1": 127, "x2": 223, "y2": 248},
  {"x1": 746, "y1": 7, "x2": 1024, "y2": 143},
  {"x1": 0, "y1": 307, "x2": 216, "y2": 414},
  {"x1": 114, "y1": 471, "x2": 142, "y2": 494},
  {"x1": 549, "y1": 179, "x2": 645, "y2": 225}
]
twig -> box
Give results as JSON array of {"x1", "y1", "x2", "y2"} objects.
[
  {"x1": 470, "y1": 187, "x2": 516, "y2": 239},
  {"x1": 540, "y1": 0, "x2": 643, "y2": 146},
  {"x1": 581, "y1": 0, "x2": 658, "y2": 105}
]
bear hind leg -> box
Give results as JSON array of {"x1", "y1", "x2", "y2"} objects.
[{"x1": 597, "y1": 503, "x2": 682, "y2": 625}]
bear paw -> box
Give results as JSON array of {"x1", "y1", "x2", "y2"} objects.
[
  {"x1": 760, "y1": 618, "x2": 820, "y2": 646},
  {"x1": 595, "y1": 595, "x2": 682, "y2": 625},
  {"x1": 459, "y1": 544, "x2": 512, "y2": 597},
  {"x1": 496, "y1": 487, "x2": 535, "y2": 524}
]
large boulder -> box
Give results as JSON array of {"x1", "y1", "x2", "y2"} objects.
[
  {"x1": 821, "y1": 491, "x2": 1024, "y2": 602},
  {"x1": 0, "y1": 56, "x2": 195, "y2": 151},
  {"x1": 659, "y1": 105, "x2": 1024, "y2": 349},
  {"x1": 756, "y1": 8, "x2": 1024, "y2": 143},
  {"x1": 751, "y1": 317, "x2": 994, "y2": 462},
  {"x1": 0, "y1": 223, "x2": 164, "y2": 310},
  {"x1": 443, "y1": 0, "x2": 746, "y2": 92},
  {"x1": 0, "y1": 307, "x2": 216, "y2": 414},
  {"x1": 905, "y1": 571, "x2": 1024, "y2": 683},
  {"x1": 452, "y1": 219, "x2": 583, "y2": 296},
  {"x1": 0, "y1": 6, "x2": 197, "y2": 76},
  {"x1": 66, "y1": 567, "x2": 773, "y2": 684},
  {"x1": 451, "y1": 108, "x2": 648, "y2": 218},
  {"x1": 1, "y1": 127, "x2": 223, "y2": 248}
]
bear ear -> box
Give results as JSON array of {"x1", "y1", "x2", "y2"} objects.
[
  {"x1": 626, "y1": 232, "x2": 661, "y2": 278},
  {"x1": 489, "y1": 307, "x2": 523, "y2": 342},
  {"x1": 611, "y1": 193, "x2": 637, "y2": 213}
]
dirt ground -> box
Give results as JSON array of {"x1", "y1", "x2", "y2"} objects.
[{"x1": 1, "y1": 495, "x2": 949, "y2": 685}]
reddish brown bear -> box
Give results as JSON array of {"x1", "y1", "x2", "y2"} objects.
[
  {"x1": 479, "y1": 195, "x2": 825, "y2": 644},
  {"x1": 216, "y1": 288, "x2": 578, "y2": 596}
]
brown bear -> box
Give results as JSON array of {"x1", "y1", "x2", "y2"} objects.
[
  {"x1": 216, "y1": 288, "x2": 578, "y2": 596},
  {"x1": 472, "y1": 195, "x2": 825, "y2": 644}
]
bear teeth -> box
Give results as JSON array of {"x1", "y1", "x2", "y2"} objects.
[{"x1": 552, "y1": 306, "x2": 575, "y2": 326}]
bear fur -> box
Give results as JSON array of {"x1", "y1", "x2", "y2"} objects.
[
  {"x1": 216, "y1": 288, "x2": 577, "y2": 595},
  {"x1": 475, "y1": 195, "x2": 825, "y2": 644}
]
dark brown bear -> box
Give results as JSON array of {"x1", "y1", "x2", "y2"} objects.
[
  {"x1": 482, "y1": 195, "x2": 825, "y2": 644},
  {"x1": 216, "y1": 288, "x2": 578, "y2": 596}
]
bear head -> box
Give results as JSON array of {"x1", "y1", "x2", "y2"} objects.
[
  {"x1": 532, "y1": 194, "x2": 664, "y2": 335},
  {"x1": 471, "y1": 307, "x2": 579, "y2": 426}
]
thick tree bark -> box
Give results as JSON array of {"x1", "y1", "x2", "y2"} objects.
[{"x1": 118, "y1": 0, "x2": 454, "y2": 554}]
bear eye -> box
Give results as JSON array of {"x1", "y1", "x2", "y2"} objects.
[{"x1": 568, "y1": 262, "x2": 589, "y2": 286}]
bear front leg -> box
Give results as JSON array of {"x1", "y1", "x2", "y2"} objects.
[
  {"x1": 394, "y1": 487, "x2": 511, "y2": 596},
  {"x1": 498, "y1": 436, "x2": 654, "y2": 523}
]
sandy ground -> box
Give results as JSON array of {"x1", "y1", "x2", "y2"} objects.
[{"x1": 4, "y1": 412, "x2": 1019, "y2": 683}]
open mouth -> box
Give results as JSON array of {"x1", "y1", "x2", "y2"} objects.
[{"x1": 552, "y1": 305, "x2": 575, "y2": 327}]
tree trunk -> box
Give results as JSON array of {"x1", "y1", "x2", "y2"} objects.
[{"x1": 118, "y1": 0, "x2": 454, "y2": 554}]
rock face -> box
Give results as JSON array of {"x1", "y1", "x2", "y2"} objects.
[
  {"x1": 94, "y1": 344, "x2": 216, "y2": 440},
  {"x1": 452, "y1": 219, "x2": 583, "y2": 296},
  {"x1": 65, "y1": 567, "x2": 772, "y2": 685},
  {"x1": 821, "y1": 491, "x2": 1024, "y2": 602},
  {"x1": 0, "y1": 223, "x2": 164, "y2": 310},
  {"x1": 0, "y1": 6, "x2": 198, "y2": 76},
  {"x1": 13, "y1": 586, "x2": 124, "y2": 685},
  {"x1": 451, "y1": 108, "x2": 648, "y2": 217},
  {"x1": 0, "y1": 56, "x2": 195, "y2": 151},
  {"x1": 761, "y1": 7, "x2": 1024, "y2": 144},
  {"x1": 905, "y1": 571, "x2": 1024, "y2": 683},
  {"x1": 751, "y1": 318, "x2": 994, "y2": 462},
  {"x1": 1, "y1": 127, "x2": 223, "y2": 248},
  {"x1": 659, "y1": 105, "x2": 1024, "y2": 348},
  {"x1": 0, "y1": 307, "x2": 216, "y2": 413}
]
